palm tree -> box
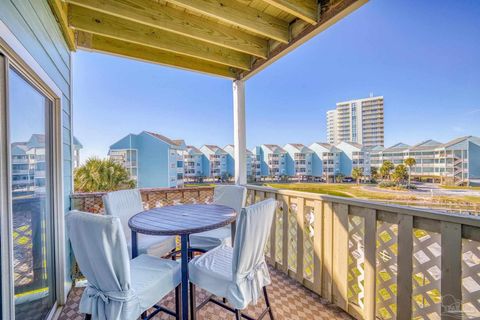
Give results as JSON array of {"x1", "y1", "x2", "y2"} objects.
[
  {"x1": 392, "y1": 164, "x2": 408, "y2": 185},
  {"x1": 74, "y1": 157, "x2": 136, "y2": 192},
  {"x1": 379, "y1": 161, "x2": 394, "y2": 180},
  {"x1": 404, "y1": 157, "x2": 416, "y2": 186},
  {"x1": 370, "y1": 167, "x2": 378, "y2": 181},
  {"x1": 351, "y1": 167, "x2": 363, "y2": 185}
]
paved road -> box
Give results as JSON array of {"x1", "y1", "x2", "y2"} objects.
[{"x1": 362, "y1": 183, "x2": 480, "y2": 198}]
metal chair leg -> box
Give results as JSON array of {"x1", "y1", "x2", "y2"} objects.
[
  {"x1": 175, "y1": 285, "x2": 181, "y2": 320},
  {"x1": 263, "y1": 287, "x2": 275, "y2": 320},
  {"x1": 190, "y1": 282, "x2": 196, "y2": 320},
  {"x1": 235, "y1": 309, "x2": 242, "y2": 320}
]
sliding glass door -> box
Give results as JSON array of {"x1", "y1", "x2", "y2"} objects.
[{"x1": 0, "y1": 56, "x2": 56, "y2": 319}]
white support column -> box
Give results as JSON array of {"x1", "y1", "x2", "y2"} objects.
[{"x1": 233, "y1": 79, "x2": 247, "y2": 185}]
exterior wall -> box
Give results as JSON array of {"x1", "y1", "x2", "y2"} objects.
[
  {"x1": 283, "y1": 144, "x2": 313, "y2": 178},
  {"x1": 469, "y1": 141, "x2": 480, "y2": 179},
  {"x1": 0, "y1": 0, "x2": 73, "y2": 297},
  {"x1": 200, "y1": 146, "x2": 228, "y2": 179},
  {"x1": 183, "y1": 149, "x2": 204, "y2": 181},
  {"x1": 309, "y1": 143, "x2": 341, "y2": 181},
  {"x1": 336, "y1": 142, "x2": 370, "y2": 177},
  {"x1": 259, "y1": 145, "x2": 287, "y2": 178},
  {"x1": 109, "y1": 132, "x2": 183, "y2": 188}
]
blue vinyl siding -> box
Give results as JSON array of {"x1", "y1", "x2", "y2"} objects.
[
  {"x1": 469, "y1": 141, "x2": 480, "y2": 179},
  {"x1": 0, "y1": 0, "x2": 73, "y2": 295}
]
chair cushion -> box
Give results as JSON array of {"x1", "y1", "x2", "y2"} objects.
[
  {"x1": 127, "y1": 234, "x2": 176, "y2": 258},
  {"x1": 130, "y1": 254, "x2": 181, "y2": 310},
  {"x1": 189, "y1": 245, "x2": 233, "y2": 300},
  {"x1": 189, "y1": 226, "x2": 231, "y2": 251},
  {"x1": 189, "y1": 244, "x2": 270, "y2": 310}
]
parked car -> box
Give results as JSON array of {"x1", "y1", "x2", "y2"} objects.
[{"x1": 342, "y1": 177, "x2": 354, "y2": 183}]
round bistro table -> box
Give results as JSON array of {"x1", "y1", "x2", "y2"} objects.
[{"x1": 128, "y1": 204, "x2": 237, "y2": 320}]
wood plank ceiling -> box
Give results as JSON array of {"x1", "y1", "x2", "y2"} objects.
[{"x1": 48, "y1": 0, "x2": 367, "y2": 79}]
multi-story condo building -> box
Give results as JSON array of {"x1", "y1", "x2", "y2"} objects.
[
  {"x1": 251, "y1": 148, "x2": 262, "y2": 181},
  {"x1": 109, "y1": 131, "x2": 185, "y2": 188},
  {"x1": 310, "y1": 142, "x2": 341, "y2": 182},
  {"x1": 223, "y1": 145, "x2": 258, "y2": 181},
  {"x1": 336, "y1": 141, "x2": 371, "y2": 177},
  {"x1": 370, "y1": 136, "x2": 480, "y2": 185},
  {"x1": 255, "y1": 144, "x2": 288, "y2": 178},
  {"x1": 182, "y1": 146, "x2": 204, "y2": 182},
  {"x1": 370, "y1": 142, "x2": 410, "y2": 168},
  {"x1": 200, "y1": 145, "x2": 228, "y2": 180},
  {"x1": 326, "y1": 96, "x2": 384, "y2": 148},
  {"x1": 284, "y1": 143, "x2": 313, "y2": 180},
  {"x1": 12, "y1": 134, "x2": 82, "y2": 195}
]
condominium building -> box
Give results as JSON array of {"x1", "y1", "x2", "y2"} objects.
[
  {"x1": 109, "y1": 131, "x2": 185, "y2": 188},
  {"x1": 309, "y1": 142, "x2": 341, "y2": 182},
  {"x1": 12, "y1": 134, "x2": 82, "y2": 195},
  {"x1": 182, "y1": 145, "x2": 204, "y2": 182},
  {"x1": 255, "y1": 144, "x2": 288, "y2": 178},
  {"x1": 326, "y1": 96, "x2": 384, "y2": 148},
  {"x1": 223, "y1": 145, "x2": 258, "y2": 181},
  {"x1": 200, "y1": 145, "x2": 228, "y2": 180},
  {"x1": 370, "y1": 136, "x2": 480, "y2": 185},
  {"x1": 284, "y1": 143, "x2": 313, "y2": 179},
  {"x1": 336, "y1": 141, "x2": 371, "y2": 177}
]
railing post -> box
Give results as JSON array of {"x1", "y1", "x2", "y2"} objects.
[
  {"x1": 363, "y1": 208, "x2": 377, "y2": 320},
  {"x1": 268, "y1": 192, "x2": 277, "y2": 265},
  {"x1": 322, "y1": 202, "x2": 334, "y2": 302},
  {"x1": 313, "y1": 200, "x2": 323, "y2": 295},
  {"x1": 233, "y1": 79, "x2": 246, "y2": 185},
  {"x1": 440, "y1": 221, "x2": 462, "y2": 320},
  {"x1": 296, "y1": 197, "x2": 305, "y2": 283},
  {"x1": 282, "y1": 195, "x2": 290, "y2": 273},
  {"x1": 332, "y1": 203, "x2": 349, "y2": 311},
  {"x1": 397, "y1": 214, "x2": 413, "y2": 320}
]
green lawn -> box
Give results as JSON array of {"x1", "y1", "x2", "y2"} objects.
[{"x1": 265, "y1": 183, "x2": 480, "y2": 208}]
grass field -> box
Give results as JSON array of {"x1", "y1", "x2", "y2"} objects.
[
  {"x1": 265, "y1": 183, "x2": 480, "y2": 209},
  {"x1": 266, "y1": 183, "x2": 419, "y2": 201}
]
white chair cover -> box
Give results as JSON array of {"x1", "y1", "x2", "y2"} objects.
[
  {"x1": 66, "y1": 210, "x2": 180, "y2": 320},
  {"x1": 103, "y1": 189, "x2": 176, "y2": 257},
  {"x1": 189, "y1": 198, "x2": 276, "y2": 310},
  {"x1": 190, "y1": 185, "x2": 247, "y2": 250}
]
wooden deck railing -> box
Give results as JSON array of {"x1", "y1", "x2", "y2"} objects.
[
  {"x1": 71, "y1": 186, "x2": 215, "y2": 213},
  {"x1": 245, "y1": 184, "x2": 480, "y2": 320}
]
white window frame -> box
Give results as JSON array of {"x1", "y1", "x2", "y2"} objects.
[{"x1": 0, "y1": 20, "x2": 67, "y2": 320}]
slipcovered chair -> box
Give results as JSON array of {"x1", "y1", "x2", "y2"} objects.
[
  {"x1": 189, "y1": 198, "x2": 276, "y2": 320},
  {"x1": 66, "y1": 210, "x2": 181, "y2": 320},
  {"x1": 103, "y1": 189, "x2": 176, "y2": 258},
  {"x1": 189, "y1": 185, "x2": 247, "y2": 251}
]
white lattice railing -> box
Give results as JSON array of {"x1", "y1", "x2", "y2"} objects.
[{"x1": 246, "y1": 184, "x2": 480, "y2": 320}]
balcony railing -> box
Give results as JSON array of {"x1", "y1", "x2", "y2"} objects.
[
  {"x1": 245, "y1": 185, "x2": 480, "y2": 320},
  {"x1": 70, "y1": 185, "x2": 480, "y2": 319}
]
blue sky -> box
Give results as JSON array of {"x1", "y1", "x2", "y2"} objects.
[{"x1": 73, "y1": 0, "x2": 480, "y2": 160}]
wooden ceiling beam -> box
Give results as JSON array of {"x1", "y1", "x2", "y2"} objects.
[
  {"x1": 47, "y1": 0, "x2": 76, "y2": 50},
  {"x1": 167, "y1": 0, "x2": 290, "y2": 43},
  {"x1": 76, "y1": 31, "x2": 239, "y2": 79},
  {"x1": 262, "y1": 0, "x2": 318, "y2": 25},
  {"x1": 240, "y1": 0, "x2": 368, "y2": 80},
  {"x1": 68, "y1": 5, "x2": 252, "y2": 70},
  {"x1": 66, "y1": 0, "x2": 268, "y2": 58}
]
